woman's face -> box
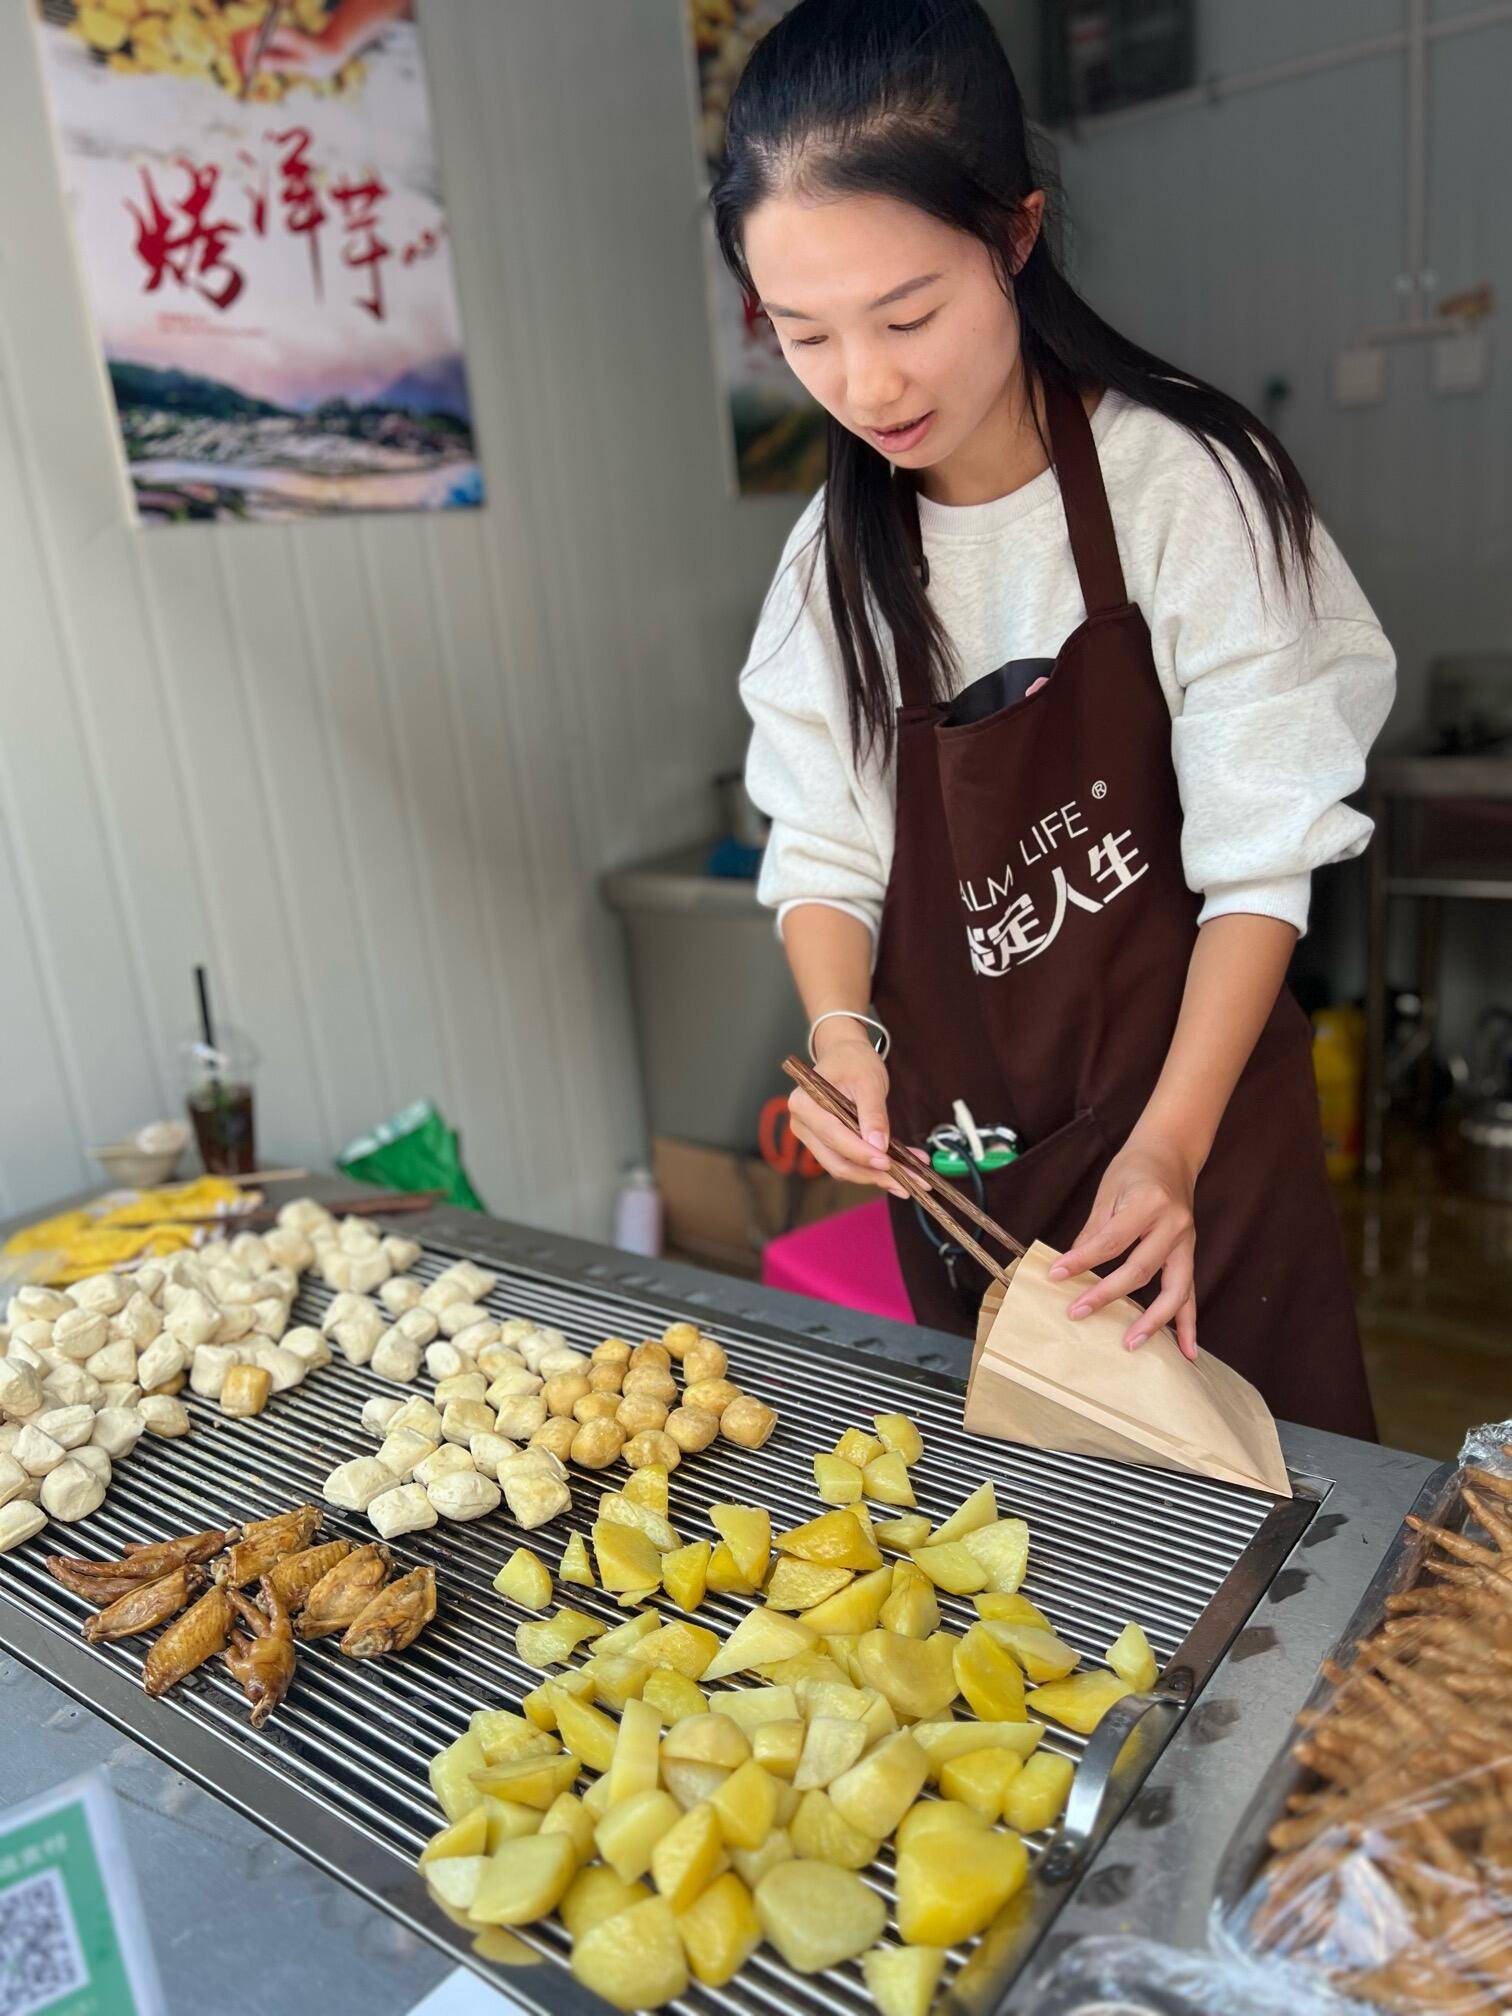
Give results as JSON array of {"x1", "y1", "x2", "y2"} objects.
[{"x1": 743, "y1": 188, "x2": 1040, "y2": 482}]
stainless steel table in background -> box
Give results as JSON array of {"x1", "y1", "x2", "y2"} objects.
[{"x1": 0, "y1": 1188, "x2": 1437, "y2": 2014}]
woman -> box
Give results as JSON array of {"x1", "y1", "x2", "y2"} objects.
[{"x1": 718, "y1": 0, "x2": 1392, "y2": 1438}]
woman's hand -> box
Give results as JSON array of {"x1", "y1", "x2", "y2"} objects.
[
  {"x1": 788, "y1": 1025, "x2": 907, "y2": 1197},
  {"x1": 1050, "y1": 1132, "x2": 1199, "y2": 1359}
]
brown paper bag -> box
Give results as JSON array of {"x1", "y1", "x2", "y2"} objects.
[{"x1": 964, "y1": 1241, "x2": 1291, "y2": 1498}]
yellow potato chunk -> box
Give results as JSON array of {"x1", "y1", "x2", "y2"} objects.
[
  {"x1": 571, "y1": 1893, "x2": 688, "y2": 2011},
  {"x1": 974, "y1": 1591, "x2": 1052, "y2": 1631},
  {"x1": 954, "y1": 1622, "x2": 1028, "y2": 1721},
  {"x1": 702, "y1": 1608, "x2": 816, "y2": 1682},
  {"x1": 469, "y1": 1833, "x2": 577, "y2": 1924},
  {"x1": 766, "y1": 1557, "x2": 853, "y2": 1611},
  {"x1": 705, "y1": 1541, "x2": 755, "y2": 1595},
  {"x1": 1004, "y1": 1750, "x2": 1076, "y2": 1833},
  {"x1": 863, "y1": 1451, "x2": 916, "y2": 1507},
  {"x1": 677, "y1": 1870, "x2": 761, "y2": 1988},
  {"x1": 834, "y1": 1426, "x2": 884, "y2": 1467},
  {"x1": 642, "y1": 1668, "x2": 706, "y2": 1726},
  {"x1": 594, "y1": 1611, "x2": 660, "y2": 1657},
  {"x1": 711, "y1": 1685, "x2": 800, "y2": 1733},
  {"x1": 1107, "y1": 1619, "x2": 1159, "y2": 1693},
  {"x1": 793, "y1": 1716, "x2": 869, "y2": 1792},
  {"x1": 802, "y1": 1564, "x2": 894, "y2": 1636},
  {"x1": 629, "y1": 1620, "x2": 722, "y2": 1680},
  {"x1": 552, "y1": 1692, "x2": 621, "y2": 1774},
  {"x1": 472, "y1": 1707, "x2": 552, "y2": 1755},
  {"x1": 751, "y1": 1718, "x2": 806, "y2": 1780},
  {"x1": 828, "y1": 1731, "x2": 930, "y2": 1838},
  {"x1": 855, "y1": 1630, "x2": 959, "y2": 1721},
  {"x1": 789, "y1": 1788, "x2": 879, "y2": 1870},
  {"x1": 981, "y1": 1621, "x2": 1079, "y2": 1683},
  {"x1": 660, "y1": 1540, "x2": 710, "y2": 1611},
  {"x1": 483, "y1": 1798, "x2": 544, "y2": 1849},
  {"x1": 896, "y1": 1817, "x2": 1028, "y2": 1945},
  {"x1": 418, "y1": 1805, "x2": 489, "y2": 1865},
  {"x1": 471, "y1": 1752, "x2": 579, "y2": 1809},
  {"x1": 754, "y1": 1859, "x2": 887, "y2": 1973},
  {"x1": 593, "y1": 1518, "x2": 663, "y2": 1595},
  {"x1": 607, "y1": 1697, "x2": 663, "y2": 1806},
  {"x1": 430, "y1": 1731, "x2": 486, "y2": 1821},
  {"x1": 731, "y1": 1826, "x2": 794, "y2": 1889},
  {"x1": 425, "y1": 1854, "x2": 486, "y2": 1914},
  {"x1": 710, "y1": 1503, "x2": 771, "y2": 1584},
  {"x1": 814, "y1": 1453, "x2": 863, "y2": 1505},
  {"x1": 911, "y1": 1719, "x2": 1042, "y2": 1774},
  {"x1": 776, "y1": 1509, "x2": 882, "y2": 1571},
  {"x1": 879, "y1": 1560, "x2": 941, "y2": 1639},
  {"x1": 961, "y1": 1517, "x2": 1030, "y2": 1594},
  {"x1": 560, "y1": 1865, "x2": 649, "y2": 1940},
  {"x1": 594, "y1": 1786, "x2": 683, "y2": 1882},
  {"x1": 661, "y1": 1713, "x2": 751, "y2": 1771},
  {"x1": 910, "y1": 1541, "x2": 988, "y2": 1595},
  {"x1": 516, "y1": 1608, "x2": 604, "y2": 1669},
  {"x1": 598, "y1": 1493, "x2": 679, "y2": 1553},
  {"x1": 539, "y1": 1791, "x2": 596, "y2": 1865},
  {"x1": 875, "y1": 1513, "x2": 932, "y2": 1552},
  {"x1": 583, "y1": 1653, "x2": 650, "y2": 1713},
  {"x1": 872, "y1": 1412, "x2": 925, "y2": 1465},
  {"x1": 558, "y1": 1533, "x2": 594, "y2": 1587},
  {"x1": 649, "y1": 1800, "x2": 727, "y2": 1912},
  {"x1": 493, "y1": 1546, "x2": 553, "y2": 1609},
  {"x1": 1026, "y1": 1671, "x2": 1132, "y2": 1733},
  {"x1": 862, "y1": 1943, "x2": 947, "y2": 2016},
  {"x1": 661, "y1": 1759, "x2": 731, "y2": 1812},
  {"x1": 939, "y1": 1747, "x2": 1025, "y2": 1818},
  {"x1": 623, "y1": 1465, "x2": 670, "y2": 1515},
  {"x1": 931, "y1": 1480, "x2": 997, "y2": 1544},
  {"x1": 708, "y1": 1758, "x2": 780, "y2": 1849}
]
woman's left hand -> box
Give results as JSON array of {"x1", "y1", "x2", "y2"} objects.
[{"x1": 1049, "y1": 1133, "x2": 1199, "y2": 1360}]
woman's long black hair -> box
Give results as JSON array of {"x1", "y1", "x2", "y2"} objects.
[{"x1": 712, "y1": 0, "x2": 1318, "y2": 764}]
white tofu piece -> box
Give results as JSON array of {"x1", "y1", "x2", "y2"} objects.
[
  {"x1": 392, "y1": 1306, "x2": 439, "y2": 1348},
  {"x1": 382, "y1": 1235, "x2": 422, "y2": 1271},
  {"x1": 0, "y1": 1452, "x2": 30, "y2": 1507},
  {"x1": 136, "y1": 1335, "x2": 189, "y2": 1393},
  {"x1": 345, "y1": 1252, "x2": 391, "y2": 1296},
  {"x1": 438, "y1": 1301, "x2": 489, "y2": 1340},
  {"x1": 371, "y1": 1330, "x2": 423, "y2": 1384},
  {"x1": 70, "y1": 1444, "x2": 112, "y2": 1486},
  {"x1": 0, "y1": 1502, "x2": 46, "y2": 1552},
  {"x1": 388, "y1": 1396, "x2": 443, "y2": 1442},
  {"x1": 41, "y1": 1458, "x2": 106, "y2": 1523},
  {"x1": 91, "y1": 1408, "x2": 144, "y2": 1459},
  {"x1": 110, "y1": 1292, "x2": 161, "y2": 1349},
  {"x1": 189, "y1": 1346, "x2": 238, "y2": 1399},
  {"x1": 14, "y1": 1423, "x2": 66, "y2": 1476},
  {"x1": 165, "y1": 1289, "x2": 219, "y2": 1349},
  {"x1": 280, "y1": 1327, "x2": 333, "y2": 1372},
  {"x1": 424, "y1": 1341, "x2": 473, "y2": 1383},
  {"x1": 376, "y1": 1428, "x2": 438, "y2": 1480},
  {"x1": 51, "y1": 1309, "x2": 108, "y2": 1363},
  {"x1": 501, "y1": 1467, "x2": 570, "y2": 1531},
  {"x1": 40, "y1": 1364, "x2": 101, "y2": 1410},
  {"x1": 249, "y1": 1298, "x2": 290, "y2": 1341},
  {"x1": 230, "y1": 1232, "x2": 272, "y2": 1274},
  {"x1": 95, "y1": 1383, "x2": 142, "y2": 1412},
  {"x1": 419, "y1": 1278, "x2": 472, "y2": 1317},
  {"x1": 493, "y1": 1395, "x2": 548, "y2": 1442},
  {"x1": 0, "y1": 1360, "x2": 44, "y2": 1421},
  {"x1": 138, "y1": 1396, "x2": 191, "y2": 1439},
  {"x1": 379, "y1": 1277, "x2": 424, "y2": 1316},
  {"x1": 413, "y1": 1443, "x2": 475, "y2": 1489},
  {"x1": 537, "y1": 1348, "x2": 589, "y2": 1378},
  {"x1": 468, "y1": 1431, "x2": 519, "y2": 1480},
  {"x1": 84, "y1": 1338, "x2": 137, "y2": 1385},
  {"x1": 252, "y1": 1345, "x2": 305, "y2": 1394},
  {"x1": 9, "y1": 1287, "x2": 71, "y2": 1323},
  {"x1": 452, "y1": 1319, "x2": 503, "y2": 1359},
  {"x1": 446, "y1": 1262, "x2": 497, "y2": 1303},
  {"x1": 339, "y1": 1217, "x2": 382, "y2": 1256},
  {"x1": 32, "y1": 1405, "x2": 95, "y2": 1452},
  {"x1": 434, "y1": 1372, "x2": 488, "y2": 1406},
  {"x1": 426, "y1": 1471, "x2": 501, "y2": 1523},
  {"x1": 367, "y1": 1482, "x2": 437, "y2": 1539},
  {"x1": 323, "y1": 1456, "x2": 401, "y2": 1512},
  {"x1": 70, "y1": 1273, "x2": 127, "y2": 1317},
  {"x1": 361, "y1": 1395, "x2": 403, "y2": 1438},
  {"x1": 263, "y1": 1227, "x2": 315, "y2": 1273},
  {"x1": 213, "y1": 1306, "x2": 256, "y2": 1345}
]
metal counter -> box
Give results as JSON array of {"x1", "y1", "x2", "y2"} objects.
[{"x1": 0, "y1": 1192, "x2": 1437, "y2": 2014}]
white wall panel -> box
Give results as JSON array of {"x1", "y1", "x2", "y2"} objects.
[{"x1": 0, "y1": 0, "x2": 801, "y2": 1232}]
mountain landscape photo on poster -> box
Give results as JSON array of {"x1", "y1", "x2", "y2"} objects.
[{"x1": 32, "y1": 0, "x2": 484, "y2": 525}]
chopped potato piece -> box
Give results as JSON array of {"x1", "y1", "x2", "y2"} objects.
[
  {"x1": 642, "y1": 1669, "x2": 706, "y2": 1726},
  {"x1": 425, "y1": 1854, "x2": 486, "y2": 1914},
  {"x1": 789, "y1": 1788, "x2": 879, "y2": 1870},
  {"x1": 594, "y1": 1786, "x2": 682, "y2": 1882},
  {"x1": 776, "y1": 1509, "x2": 882, "y2": 1572},
  {"x1": 419, "y1": 1805, "x2": 490, "y2": 1865},
  {"x1": 766, "y1": 1558, "x2": 852, "y2": 1611},
  {"x1": 430, "y1": 1731, "x2": 486, "y2": 1822},
  {"x1": 954, "y1": 1623, "x2": 1029, "y2": 1721},
  {"x1": 559, "y1": 1533, "x2": 594, "y2": 1588},
  {"x1": 911, "y1": 1719, "x2": 1042, "y2": 1773},
  {"x1": 660, "y1": 1541, "x2": 710, "y2": 1612},
  {"x1": 833, "y1": 1427, "x2": 884, "y2": 1467},
  {"x1": 939, "y1": 1747, "x2": 1025, "y2": 1818},
  {"x1": 710, "y1": 1685, "x2": 800, "y2": 1733},
  {"x1": 855, "y1": 1630, "x2": 959, "y2": 1721},
  {"x1": 677, "y1": 1870, "x2": 761, "y2": 1988},
  {"x1": 705, "y1": 1540, "x2": 755, "y2": 1596},
  {"x1": 660, "y1": 1759, "x2": 731, "y2": 1812},
  {"x1": 560, "y1": 1865, "x2": 650, "y2": 1941},
  {"x1": 1107, "y1": 1620, "x2": 1159, "y2": 1693},
  {"x1": 649, "y1": 1800, "x2": 727, "y2": 1912},
  {"x1": 872, "y1": 1413, "x2": 924, "y2": 1466},
  {"x1": 493, "y1": 1547, "x2": 553, "y2": 1610},
  {"x1": 802, "y1": 1564, "x2": 894, "y2": 1636},
  {"x1": 593, "y1": 1518, "x2": 664, "y2": 1595},
  {"x1": 896, "y1": 1813, "x2": 1028, "y2": 1945},
  {"x1": 862, "y1": 1943, "x2": 947, "y2": 2016},
  {"x1": 863, "y1": 1452, "x2": 916, "y2": 1507},
  {"x1": 584, "y1": 1653, "x2": 651, "y2": 1713},
  {"x1": 539, "y1": 1791, "x2": 596, "y2": 1866},
  {"x1": 470, "y1": 1752, "x2": 579, "y2": 1809},
  {"x1": 629, "y1": 1620, "x2": 721, "y2": 1680},
  {"x1": 607, "y1": 1697, "x2": 664, "y2": 1807},
  {"x1": 752, "y1": 1719, "x2": 806, "y2": 1781},
  {"x1": 880, "y1": 1560, "x2": 941, "y2": 1639},
  {"x1": 594, "y1": 1611, "x2": 661, "y2": 1657},
  {"x1": 1004, "y1": 1750, "x2": 1076, "y2": 1834},
  {"x1": 828, "y1": 1731, "x2": 930, "y2": 1838},
  {"x1": 910, "y1": 1541, "x2": 988, "y2": 1595},
  {"x1": 814, "y1": 1453, "x2": 863, "y2": 1505},
  {"x1": 484, "y1": 1798, "x2": 545, "y2": 1849},
  {"x1": 930, "y1": 1480, "x2": 997, "y2": 1545},
  {"x1": 597, "y1": 1493, "x2": 679, "y2": 1553},
  {"x1": 731, "y1": 1826, "x2": 794, "y2": 1889},
  {"x1": 703, "y1": 1608, "x2": 816, "y2": 1682},
  {"x1": 754, "y1": 1859, "x2": 886, "y2": 1973},
  {"x1": 469, "y1": 1833, "x2": 577, "y2": 1924},
  {"x1": 961, "y1": 1517, "x2": 1030, "y2": 1594},
  {"x1": 571, "y1": 1892, "x2": 688, "y2": 2011},
  {"x1": 516, "y1": 1608, "x2": 605, "y2": 1669},
  {"x1": 793, "y1": 1715, "x2": 869, "y2": 1793},
  {"x1": 623, "y1": 1465, "x2": 670, "y2": 1516},
  {"x1": 708, "y1": 1758, "x2": 779, "y2": 1849},
  {"x1": 662, "y1": 1713, "x2": 751, "y2": 1771},
  {"x1": 710, "y1": 1504, "x2": 770, "y2": 1585},
  {"x1": 756, "y1": 1650, "x2": 850, "y2": 1689},
  {"x1": 522, "y1": 1676, "x2": 587, "y2": 1731},
  {"x1": 974, "y1": 1591, "x2": 1052, "y2": 1631},
  {"x1": 552, "y1": 1692, "x2": 621, "y2": 1775},
  {"x1": 875, "y1": 1513, "x2": 932, "y2": 1553},
  {"x1": 1026, "y1": 1671, "x2": 1132, "y2": 1733},
  {"x1": 981, "y1": 1621, "x2": 1079, "y2": 1683}
]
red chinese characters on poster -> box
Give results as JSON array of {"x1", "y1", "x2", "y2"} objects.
[{"x1": 32, "y1": 2, "x2": 483, "y2": 524}]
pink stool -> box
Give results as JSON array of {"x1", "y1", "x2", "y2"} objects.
[{"x1": 760, "y1": 1199, "x2": 915, "y2": 1325}]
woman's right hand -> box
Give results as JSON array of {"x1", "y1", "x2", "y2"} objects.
[{"x1": 789, "y1": 1026, "x2": 908, "y2": 1197}]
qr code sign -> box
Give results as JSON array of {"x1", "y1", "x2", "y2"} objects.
[{"x1": 0, "y1": 1868, "x2": 89, "y2": 2016}]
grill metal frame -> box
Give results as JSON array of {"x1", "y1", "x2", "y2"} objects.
[{"x1": 0, "y1": 1229, "x2": 1322, "y2": 2015}]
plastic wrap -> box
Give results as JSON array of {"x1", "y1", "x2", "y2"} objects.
[{"x1": 1035, "y1": 1428, "x2": 1512, "y2": 2016}]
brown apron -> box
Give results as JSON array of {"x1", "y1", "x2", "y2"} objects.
[{"x1": 871, "y1": 379, "x2": 1376, "y2": 1441}]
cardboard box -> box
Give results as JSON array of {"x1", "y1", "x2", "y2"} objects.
[{"x1": 652, "y1": 1136, "x2": 874, "y2": 1276}]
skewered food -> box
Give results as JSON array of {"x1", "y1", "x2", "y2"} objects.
[{"x1": 225, "y1": 1582, "x2": 298, "y2": 1727}]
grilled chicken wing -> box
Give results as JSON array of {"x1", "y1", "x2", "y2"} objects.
[
  {"x1": 264, "y1": 1539, "x2": 353, "y2": 1616},
  {"x1": 297, "y1": 1543, "x2": 392, "y2": 1640},
  {"x1": 48, "y1": 1528, "x2": 234, "y2": 1602},
  {"x1": 143, "y1": 1587, "x2": 235, "y2": 1697},
  {"x1": 340, "y1": 1565, "x2": 437, "y2": 1661},
  {"x1": 83, "y1": 1566, "x2": 205, "y2": 1644},
  {"x1": 214, "y1": 1507, "x2": 322, "y2": 1588},
  {"x1": 224, "y1": 1581, "x2": 297, "y2": 1728},
  {"x1": 118, "y1": 1529, "x2": 237, "y2": 1572}
]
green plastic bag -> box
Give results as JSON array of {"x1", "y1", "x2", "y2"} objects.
[{"x1": 338, "y1": 1100, "x2": 485, "y2": 1212}]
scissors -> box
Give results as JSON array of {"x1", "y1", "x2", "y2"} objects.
[{"x1": 758, "y1": 1096, "x2": 822, "y2": 1179}]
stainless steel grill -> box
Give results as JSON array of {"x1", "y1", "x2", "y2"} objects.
[{"x1": 0, "y1": 1231, "x2": 1319, "y2": 2015}]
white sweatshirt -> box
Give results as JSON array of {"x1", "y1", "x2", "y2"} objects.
[{"x1": 740, "y1": 388, "x2": 1395, "y2": 943}]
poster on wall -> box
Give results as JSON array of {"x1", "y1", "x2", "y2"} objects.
[
  {"x1": 31, "y1": 0, "x2": 483, "y2": 525},
  {"x1": 687, "y1": 0, "x2": 825, "y2": 497}
]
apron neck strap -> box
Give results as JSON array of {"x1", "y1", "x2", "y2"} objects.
[
  {"x1": 889, "y1": 377, "x2": 1125, "y2": 713},
  {"x1": 1044, "y1": 378, "x2": 1127, "y2": 617}
]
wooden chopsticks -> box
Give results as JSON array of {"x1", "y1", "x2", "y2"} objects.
[{"x1": 782, "y1": 1056, "x2": 1025, "y2": 1291}]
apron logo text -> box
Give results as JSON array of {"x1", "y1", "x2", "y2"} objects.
[{"x1": 961, "y1": 801, "x2": 1148, "y2": 979}]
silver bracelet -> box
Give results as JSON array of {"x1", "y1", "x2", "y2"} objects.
[{"x1": 807, "y1": 1010, "x2": 891, "y2": 1062}]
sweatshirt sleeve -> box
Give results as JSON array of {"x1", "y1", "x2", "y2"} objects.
[
  {"x1": 1140, "y1": 442, "x2": 1396, "y2": 935},
  {"x1": 740, "y1": 496, "x2": 889, "y2": 941}
]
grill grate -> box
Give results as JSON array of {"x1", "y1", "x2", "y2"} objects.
[{"x1": 0, "y1": 1234, "x2": 1316, "y2": 2014}]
